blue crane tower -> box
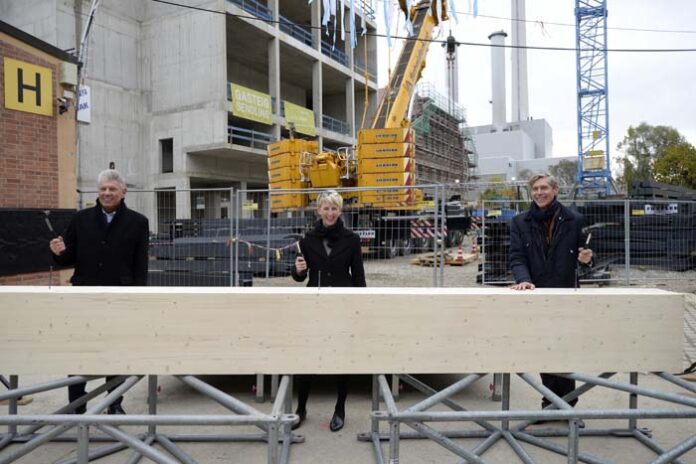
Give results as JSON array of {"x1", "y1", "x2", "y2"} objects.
[{"x1": 575, "y1": 0, "x2": 615, "y2": 197}]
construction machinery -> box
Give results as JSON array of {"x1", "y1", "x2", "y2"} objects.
[{"x1": 267, "y1": 1, "x2": 465, "y2": 255}]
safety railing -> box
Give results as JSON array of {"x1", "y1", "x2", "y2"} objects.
[
  {"x1": 227, "y1": 0, "x2": 273, "y2": 21},
  {"x1": 321, "y1": 40, "x2": 348, "y2": 66},
  {"x1": 228, "y1": 125, "x2": 276, "y2": 150},
  {"x1": 278, "y1": 15, "x2": 313, "y2": 47},
  {"x1": 321, "y1": 114, "x2": 350, "y2": 135}
]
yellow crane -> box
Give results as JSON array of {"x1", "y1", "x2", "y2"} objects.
[{"x1": 267, "y1": 0, "x2": 449, "y2": 210}]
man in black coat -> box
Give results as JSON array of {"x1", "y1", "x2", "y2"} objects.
[
  {"x1": 50, "y1": 169, "x2": 149, "y2": 414},
  {"x1": 509, "y1": 173, "x2": 593, "y2": 411}
]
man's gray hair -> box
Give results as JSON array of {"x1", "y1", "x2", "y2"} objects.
[
  {"x1": 528, "y1": 173, "x2": 559, "y2": 190},
  {"x1": 97, "y1": 169, "x2": 127, "y2": 190},
  {"x1": 316, "y1": 189, "x2": 343, "y2": 209}
]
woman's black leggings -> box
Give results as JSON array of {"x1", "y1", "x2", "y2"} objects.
[{"x1": 295, "y1": 375, "x2": 348, "y2": 415}]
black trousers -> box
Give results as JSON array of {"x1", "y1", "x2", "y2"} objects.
[
  {"x1": 295, "y1": 375, "x2": 348, "y2": 416},
  {"x1": 540, "y1": 374, "x2": 577, "y2": 408},
  {"x1": 68, "y1": 376, "x2": 124, "y2": 413}
]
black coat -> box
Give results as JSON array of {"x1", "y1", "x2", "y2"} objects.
[
  {"x1": 509, "y1": 203, "x2": 588, "y2": 288},
  {"x1": 53, "y1": 200, "x2": 149, "y2": 286},
  {"x1": 291, "y1": 225, "x2": 366, "y2": 288}
]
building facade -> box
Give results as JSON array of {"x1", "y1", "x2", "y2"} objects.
[{"x1": 1, "y1": 0, "x2": 378, "y2": 231}]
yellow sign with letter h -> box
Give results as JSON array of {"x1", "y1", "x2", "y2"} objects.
[{"x1": 3, "y1": 57, "x2": 53, "y2": 116}]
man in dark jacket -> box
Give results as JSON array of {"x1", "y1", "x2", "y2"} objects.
[
  {"x1": 50, "y1": 169, "x2": 149, "y2": 414},
  {"x1": 509, "y1": 173, "x2": 593, "y2": 410}
]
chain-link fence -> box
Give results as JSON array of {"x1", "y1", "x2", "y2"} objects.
[{"x1": 74, "y1": 187, "x2": 695, "y2": 289}]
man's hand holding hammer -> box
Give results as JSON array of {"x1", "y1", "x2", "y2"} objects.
[{"x1": 49, "y1": 236, "x2": 66, "y2": 256}]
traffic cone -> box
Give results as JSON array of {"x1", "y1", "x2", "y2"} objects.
[{"x1": 455, "y1": 243, "x2": 465, "y2": 263}]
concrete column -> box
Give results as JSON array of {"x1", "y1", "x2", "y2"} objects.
[
  {"x1": 346, "y1": 78, "x2": 355, "y2": 139},
  {"x1": 269, "y1": 37, "x2": 281, "y2": 140},
  {"x1": 311, "y1": 0, "x2": 321, "y2": 51},
  {"x1": 345, "y1": 6, "x2": 356, "y2": 138},
  {"x1": 488, "y1": 30, "x2": 507, "y2": 131},
  {"x1": 313, "y1": 60, "x2": 323, "y2": 149},
  {"x1": 268, "y1": 0, "x2": 279, "y2": 23}
]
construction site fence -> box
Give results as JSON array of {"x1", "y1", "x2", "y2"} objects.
[
  {"x1": 479, "y1": 199, "x2": 696, "y2": 286},
  {"x1": 78, "y1": 185, "x2": 448, "y2": 288},
  {"x1": 74, "y1": 188, "x2": 696, "y2": 288}
]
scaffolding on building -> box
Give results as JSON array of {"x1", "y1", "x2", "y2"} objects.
[{"x1": 411, "y1": 83, "x2": 477, "y2": 184}]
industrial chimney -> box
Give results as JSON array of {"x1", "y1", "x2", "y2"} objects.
[
  {"x1": 511, "y1": 0, "x2": 529, "y2": 122},
  {"x1": 488, "y1": 30, "x2": 507, "y2": 131}
]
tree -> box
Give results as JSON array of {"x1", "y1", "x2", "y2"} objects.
[
  {"x1": 653, "y1": 143, "x2": 696, "y2": 189},
  {"x1": 548, "y1": 159, "x2": 578, "y2": 186},
  {"x1": 616, "y1": 123, "x2": 687, "y2": 188}
]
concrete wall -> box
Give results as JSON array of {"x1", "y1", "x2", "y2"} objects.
[
  {"x1": 518, "y1": 119, "x2": 553, "y2": 159},
  {"x1": 472, "y1": 129, "x2": 535, "y2": 162}
]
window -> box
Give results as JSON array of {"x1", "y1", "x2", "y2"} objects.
[{"x1": 160, "y1": 138, "x2": 173, "y2": 173}]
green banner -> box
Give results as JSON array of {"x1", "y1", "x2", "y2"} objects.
[
  {"x1": 229, "y1": 83, "x2": 272, "y2": 125},
  {"x1": 283, "y1": 101, "x2": 316, "y2": 137}
]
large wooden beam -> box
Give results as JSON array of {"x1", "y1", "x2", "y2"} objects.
[{"x1": 0, "y1": 287, "x2": 684, "y2": 375}]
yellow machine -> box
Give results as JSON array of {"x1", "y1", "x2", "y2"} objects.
[{"x1": 267, "y1": 0, "x2": 448, "y2": 211}]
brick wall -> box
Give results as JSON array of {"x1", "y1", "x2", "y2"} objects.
[
  {"x1": 1, "y1": 35, "x2": 63, "y2": 284},
  {"x1": 0, "y1": 38, "x2": 60, "y2": 210}
]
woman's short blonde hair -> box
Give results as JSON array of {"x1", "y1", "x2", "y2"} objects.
[{"x1": 316, "y1": 189, "x2": 343, "y2": 209}]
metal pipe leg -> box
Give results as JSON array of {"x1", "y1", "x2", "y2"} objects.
[
  {"x1": 267, "y1": 423, "x2": 279, "y2": 464},
  {"x1": 502, "y1": 373, "x2": 511, "y2": 431},
  {"x1": 256, "y1": 373, "x2": 265, "y2": 403},
  {"x1": 8, "y1": 376, "x2": 17, "y2": 436},
  {"x1": 391, "y1": 374, "x2": 400, "y2": 402},
  {"x1": 76, "y1": 425, "x2": 89, "y2": 464},
  {"x1": 388, "y1": 421, "x2": 399, "y2": 464},
  {"x1": 371, "y1": 375, "x2": 380, "y2": 435},
  {"x1": 270, "y1": 374, "x2": 279, "y2": 402},
  {"x1": 629, "y1": 372, "x2": 638, "y2": 430},
  {"x1": 568, "y1": 420, "x2": 579, "y2": 464},
  {"x1": 148, "y1": 375, "x2": 158, "y2": 437}
]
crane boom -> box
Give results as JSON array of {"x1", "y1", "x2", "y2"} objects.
[{"x1": 371, "y1": 1, "x2": 448, "y2": 129}]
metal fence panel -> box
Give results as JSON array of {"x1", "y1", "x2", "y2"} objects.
[
  {"x1": 478, "y1": 199, "x2": 696, "y2": 286},
  {"x1": 234, "y1": 186, "x2": 448, "y2": 287}
]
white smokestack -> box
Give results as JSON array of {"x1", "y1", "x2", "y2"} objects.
[
  {"x1": 511, "y1": 0, "x2": 529, "y2": 122},
  {"x1": 488, "y1": 30, "x2": 507, "y2": 130}
]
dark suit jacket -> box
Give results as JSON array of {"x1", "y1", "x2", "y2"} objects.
[
  {"x1": 53, "y1": 200, "x2": 149, "y2": 286},
  {"x1": 509, "y1": 203, "x2": 587, "y2": 288},
  {"x1": 291, "y1": 226, "x2": 366, "y2": 288}
]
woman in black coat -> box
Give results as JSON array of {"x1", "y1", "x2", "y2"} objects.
[{"x1": 291, "y1": 190, "x2": 366, "y2": 432}]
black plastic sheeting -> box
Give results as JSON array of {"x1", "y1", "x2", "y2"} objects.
[{"x1": 0, "y1": 208, "x2": 76, "y2": 277}]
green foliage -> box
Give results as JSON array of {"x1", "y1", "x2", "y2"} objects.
[
  {"x1": 653, "y1": 144, "x2": 696, "y2": 189},
  {"x1": 616, "y1": 123, "x2": 688, "y2": 188}
]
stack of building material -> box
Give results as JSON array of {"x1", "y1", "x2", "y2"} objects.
[
  {"x1": 357, "y1": 128, "x2": 416, "y2": 207},
  {"x1": 267, "y1": 138, "x2": 317, "y2": 211}
]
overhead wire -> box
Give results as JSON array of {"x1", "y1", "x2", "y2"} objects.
[{"x1": 150, "y1": 0, "x2": 696, "y2": 53}]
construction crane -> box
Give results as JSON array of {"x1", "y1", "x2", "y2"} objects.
[
  {"x1": 574, "y1": 0, "x2": 616, "y2": 197},
  {"x1": 266, "y1": 1, "x2": 457, "y2": 256}
]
